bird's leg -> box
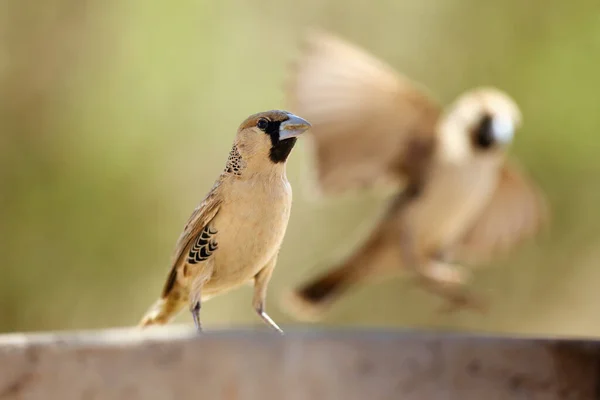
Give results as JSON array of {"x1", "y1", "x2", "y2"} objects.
[
  {"x1": 398, "y1": 224, "x2": 486, "y2": 314},
  {"x1": 191, "y1": 301, "x2": 202, "y2": 333},
  {"x1": 189, "y1": 275, "x2": 205, "y2": 333},
  {"x1": 253, "y1": 258, "x2": 284, "y2": 335},
  {"x1": 417, "y1": 259, "x2": 488, "y2": 314}
]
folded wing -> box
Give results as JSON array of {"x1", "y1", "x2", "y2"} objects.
[{"x1": 162, "y1": 178, "x2": 223, "y2": 297}]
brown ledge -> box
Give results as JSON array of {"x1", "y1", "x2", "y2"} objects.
[{"x1": 0, "y1": 326, "x2": 598, "y2": 399}]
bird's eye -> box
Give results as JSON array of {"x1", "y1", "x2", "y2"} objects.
[{"x1": 257, "y1": 118, "x2": 269, "y2": 131}]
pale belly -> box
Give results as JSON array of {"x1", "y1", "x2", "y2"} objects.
[
  {"x1": 202, "y1": 180, "x2": 292, "y2": 295},
  {"x1": 406, "y1": 161, "x2": 498, "y2": 255}
]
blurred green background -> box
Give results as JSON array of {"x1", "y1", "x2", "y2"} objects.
[{"x1": 1, "y1": 0, "x2": 599, "y2": 337}]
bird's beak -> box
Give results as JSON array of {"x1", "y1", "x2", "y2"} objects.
[
  {"x1": 279, "y1": 114, "x2": 311, "y2": 141},
  {"x1": 491, "y1": 116, "x2": 515, "y2": 144}
]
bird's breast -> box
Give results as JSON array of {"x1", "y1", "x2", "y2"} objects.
[
  {"x1": 206, "y1": 176, "x2": 292, "y2": 289},
  {"x1": 406, "y1": 158, "x2": 499, "y2": 255}
]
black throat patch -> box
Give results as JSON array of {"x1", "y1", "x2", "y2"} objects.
[
  {"x1": 472, "y1": 114, "x2": 495, "y2": 149},
  {"x1": 265, "y1": 120, "x2": 297, "y2": 163}
]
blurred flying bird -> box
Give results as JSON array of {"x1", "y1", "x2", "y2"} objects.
[
  {"x1": 283, "y1": 30, "x2": 548, "y2": 321},
  {"x1": 139, "y1": 110, "x2": 311, "y2": 333}
]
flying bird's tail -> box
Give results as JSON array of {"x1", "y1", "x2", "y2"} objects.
[
  {"x1": 138, "y1": 295, "x2": 185, "y2": 328},
  {"x1": 283, "y1": 204, "x2": 403, "y2": 322},
  {"x1": 283, "y1": 262, "x2": 360, "y2": 322}
]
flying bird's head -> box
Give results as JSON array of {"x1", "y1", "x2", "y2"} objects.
[
  {"x1": 235, "y1": 110, "x2": 311, "y2": 166},
  {"x1": 437, "y1": 88, "x2": 522, "y2": 163}
]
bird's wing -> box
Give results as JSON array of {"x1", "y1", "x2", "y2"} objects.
[
  {"x1": 161, "y1": 176, "x2": 224, "y2": 297},
  {"x1": 456, "y1": 161, "x2": 549, "y2": 265},
  {"x1": 286, "y1": 29, "x2": 442, "y2": 197}
]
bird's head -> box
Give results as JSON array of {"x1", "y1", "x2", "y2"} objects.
[
  {"x1": 235, "y1": 110, "x2": 311, "y2": 166},
  {"x1": 437, "y1": 88, "x2": 522, "y2": 163}
]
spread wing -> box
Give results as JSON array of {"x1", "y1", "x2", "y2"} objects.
[
  {"x1": 456, "y1": 162, "x2": 549, "y2": 265},
  {"x1": 161, "y1": 176, "x2": 223, "y2": 296},
  {"x1": 286, "y1": 29, "x2": 442, "y2": 197}
]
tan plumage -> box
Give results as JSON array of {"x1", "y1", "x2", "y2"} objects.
[
  {"x1": 287, "y1": 29, "x2": 441, "y2": 197},
  {"x1": 139, "y1": 110, "x2": 311, "y2": 332},
  {"x1": 283, "y1": 30, "x2": 548, "y2": 320}
]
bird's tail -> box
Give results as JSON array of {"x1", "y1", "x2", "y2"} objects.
[
  {"x1": 138, "y1": 295, "x2": 185, "y2": 328},
  {"x1": 283, "y1": 202, "x2": 403, "y2": 322},
  {"x1": 283, "y1": 262, "x2": 360, "y2": 322}
]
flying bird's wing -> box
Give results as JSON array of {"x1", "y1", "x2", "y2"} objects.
[
  {"x1": 161, "y1": 176, "x2": 224, "y2": 297},
  {"x1": 286, "y1": 29, "x2": 442, "y2": 197},
  {"x1": 456, "y1": 162, "x2": 548, "y2": 265}
]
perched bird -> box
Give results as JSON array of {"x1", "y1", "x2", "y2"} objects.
[
  {"x1": 139, "y1": 110, "x2": 311, "y2": 333},
  {"x1": 283, "y1": 30, "x2": 548, "y2": 321}
]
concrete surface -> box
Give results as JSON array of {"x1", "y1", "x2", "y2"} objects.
[{"x1": 0, "y1": 326, "x2": 599, "y2": 399}]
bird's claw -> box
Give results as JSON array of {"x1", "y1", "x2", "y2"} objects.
[
  {"x1": 410, "y1": 271, "x2": 488, "y2": 315},
  {"x1": 436, "y1": 289, "x2": 489, "y2": 315},
  {"x1": 257, "y1": 310, "x2": 285, "y2": 335}
]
